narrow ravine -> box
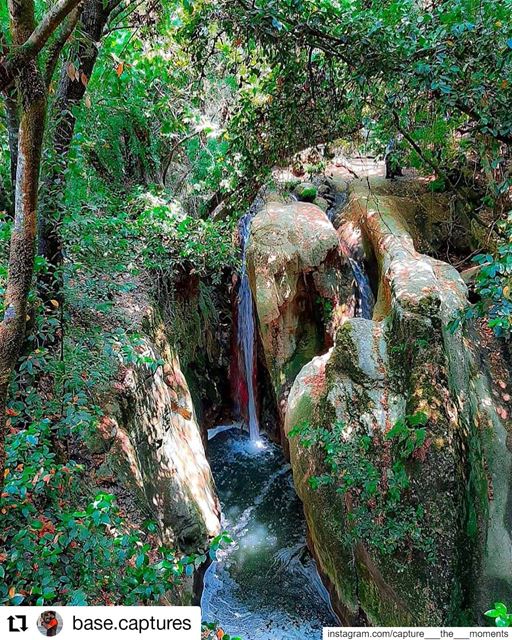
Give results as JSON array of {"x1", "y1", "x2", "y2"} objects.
[{"x1": 201, "y1": 428, "x2": 338, "y2": 639}]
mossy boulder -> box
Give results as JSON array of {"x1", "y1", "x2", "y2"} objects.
[
  {"x1": 313, "y1": 196, "x2": 330, "y2": 212},
  {"x1": 294, "y1": 182, "x2": 318, "y2": 202},
  {"x1": 284, "y1": 179, "x2": 509, "y2": 625}
]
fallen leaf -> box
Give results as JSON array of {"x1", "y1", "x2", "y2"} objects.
[{"x1": 116, "y1": 62, "x2": 124, "y2": 77}]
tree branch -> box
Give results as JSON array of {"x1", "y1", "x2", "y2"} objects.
[
  {"x1": 0, "y1": 0, "x2": 83, "y2": 91},
  {"x1": 44, "y1": 6, "x2": 81, "y2": 88}
]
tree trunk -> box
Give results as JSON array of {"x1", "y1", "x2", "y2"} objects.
[
  {"x1": 0, "y1": 0, "x2": 82, "y2": 92},
  {"x1": 0, "y1": 1, "x2": 46, "y2": 481},
  {"x1": 38, "y1": 0, "x2": 115, "y2": 301},
  {"x1": 5, "y1": 86, "x2": 20, "y2": 212}
]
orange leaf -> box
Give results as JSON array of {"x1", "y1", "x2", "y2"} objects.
[
  {"x1": 3, "y1": 468, "x2": 9, "y2": 478},
  {"x1": 50, "y1": 299, "x2": 60, "y2": 309},
  {"x1": 116, "y1": 62, "x2": 124, "y2": 77},
  {"x1": 66, "y1": 62, "x2": 76, "y2": 81},
  {"x1": 6, "y1": 408, "x2": 18, "y2": 416},
  {"x1": 8, "y1": 586, "x2": 15, "y2": 598},
  {"x1": 80, "y1": 72, "x2": 88, "y2": 86}
]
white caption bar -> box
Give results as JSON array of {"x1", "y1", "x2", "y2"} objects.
[
  {"x1": 324, "y1": 629, "x2": 511, "y2": 640},
  {"x1": 0, "y1": 606, "x2": 201, "y2": 639}
]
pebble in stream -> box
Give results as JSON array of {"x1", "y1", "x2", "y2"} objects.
[{"x1": 201, "y1": 428, "x2": 338, "y2": 640}]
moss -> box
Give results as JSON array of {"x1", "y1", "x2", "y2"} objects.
[
  {"x1": 328, "y1": 322, "x2": 366, "y2": 386},
  {"x1": 294, "y1": 183, "x2": 318, "y2": 202}
]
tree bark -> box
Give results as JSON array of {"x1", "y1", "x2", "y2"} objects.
[
  {"x1": 44, "y1": 7, "x2": 81, "y2": 89},
  {"x1": 0, "y1": 0, "x2": 46, "y2": 483},
  {"x1": 4, "y1": 86, "x2": 20, "y2": 211}
]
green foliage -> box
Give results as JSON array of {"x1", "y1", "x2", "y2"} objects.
[
  {"x1": 448, "y1": 216, "x2": 512, "y2": 337},
  {"x1": 129, "y1": 189, "x2": 237, "y2": 277},
  {"x1": 385, "y1": 412, "x2": 428, "y2": 459},
  {"x1": 0, "y1": 419, "x2": 194, "y2": 605},
  {"x1": 467, "y1": 225, "x2": 512, "y2": 337},
  {"x1": 289, "y1": 415, "x2": 434, "y2": 559},
  {"x1": 485, "y1": 603, "x2": 512, "y2": 627}
]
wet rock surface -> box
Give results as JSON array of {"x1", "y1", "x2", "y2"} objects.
[
  {"x1": 247, "y1": 200, "x2": 352, "y2": 429},
  {"x1": 281, "y1": 178, "x2": 511, "y2": 625}
]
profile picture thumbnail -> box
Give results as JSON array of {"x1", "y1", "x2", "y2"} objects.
[{"x1": 37, "y1": 611, "x2": 63, "y2": 637}]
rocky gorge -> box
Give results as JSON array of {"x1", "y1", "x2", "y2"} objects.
[{"x1": 94, "y1": 159, "x2": 511, "y2": 630}]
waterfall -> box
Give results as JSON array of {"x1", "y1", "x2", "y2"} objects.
[
  {"x1": 237, "y1": 212, "x2": 259, "y2": 440},
  {"x1": 347, "y1": 256, "x2": 374, "y2": 319},
  {"x1": 339, "y1": 238, "x2": 375, "y2": 320}
]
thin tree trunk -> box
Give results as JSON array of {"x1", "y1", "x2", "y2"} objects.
[
  {"x1": 38, "y1": 0, "x2": 118, "y2": 300},
  {"x1": 0, "y1": 1, "x2": 46, "y2": 482}
]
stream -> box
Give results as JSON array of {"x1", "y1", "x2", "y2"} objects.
[{"x1": 201, "y1": 428, "x2": 338, "y2": 639}]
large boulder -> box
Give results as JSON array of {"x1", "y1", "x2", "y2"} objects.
[
  {"x1": 95, "y1": 296, "x2": 221, "y2": 554},
  {"x1": 247, "y1": 200, "x2": 352, "y2": 424},
  {"x1": 284, "y1": 180, "x2": 510, "y2": 624}
]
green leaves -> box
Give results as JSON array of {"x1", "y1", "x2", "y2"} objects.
[
  {"x1": 0, "y1": 412, "x2": 199, "y2": 606},
  {"x1": 385, "y1": 412, "x2": 428, "y2": 459},
  {"x1": 485, "y1": 602, "x2": 512, "y2": 627},
  {"x1": 289, "y1": 418, "x2": 434, "y2": 558}
]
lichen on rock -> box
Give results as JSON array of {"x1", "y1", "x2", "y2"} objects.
[
  {"x1": 284, "y1": 178, "x2": 509, "y2": 625},
  {"x1": 247, "y1": 199, "x2": 352, "y2": 433},
  {"x1": 90, "y1": 293, "x2": 221, "y2": 554}
]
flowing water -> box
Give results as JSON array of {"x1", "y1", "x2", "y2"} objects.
[
  {"x1": 201, "y1": 428, "x2": 338, "y2": 639},
  {"x1": 347, "y1": 257, "x2": 374, "y2": 319},
  {"x1": 237, "y1": 213, "x2": 259, "y2": 440},
  {"x1": 326, "y1": 191, "x2": 348, "y2": 223},
  {"x1": 328, "y1": 191, "x2": 375, "y2": 320}
]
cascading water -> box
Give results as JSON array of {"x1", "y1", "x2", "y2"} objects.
[
  {"x1": 328, "y1": 191, "x2": 375, "y2": 320},
  {"x1": 237, "y1": 213, "x2": 259, "y2": 440},
  {"x1": 347, "y1": 256, "x2": 374, "y2": 319},
  {"x1": 201, "y1": 428, "x2": 338, "y2": 639}
]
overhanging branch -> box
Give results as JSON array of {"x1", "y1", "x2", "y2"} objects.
[{"x1": 0, "y1": 0, "x2": 83, "y2": 92}]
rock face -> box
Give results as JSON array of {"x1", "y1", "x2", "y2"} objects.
[
  {"x1": 284, "y1": 180, "x2": 509, "y2": 625},
  {"x1": 96, "y1": 299, "x2": 221, "y2": 554},
  {"x1": 247, "y1": 200, "x2": 352, "y2": 425}
]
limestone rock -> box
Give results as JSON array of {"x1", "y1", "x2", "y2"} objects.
[
  {"x1": 97, "y1": 302, "x2": 221, "y2": 553},
  {"x1": 284, "y1": 179, "x2": 509, "y2": 625},
  {"x1": 247, "y1": 200, "x2": 352, "y2": 423}
]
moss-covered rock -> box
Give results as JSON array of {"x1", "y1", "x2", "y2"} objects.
[
  {"x1": 294, "y1": 182, "x2": 318, "y2": 202},
  {"x1": 96, "y1": 297, "x2": 221, "y2": 554},
  {"x1": 284, "y1": 179, "x2": 509, "y2": 625}
]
